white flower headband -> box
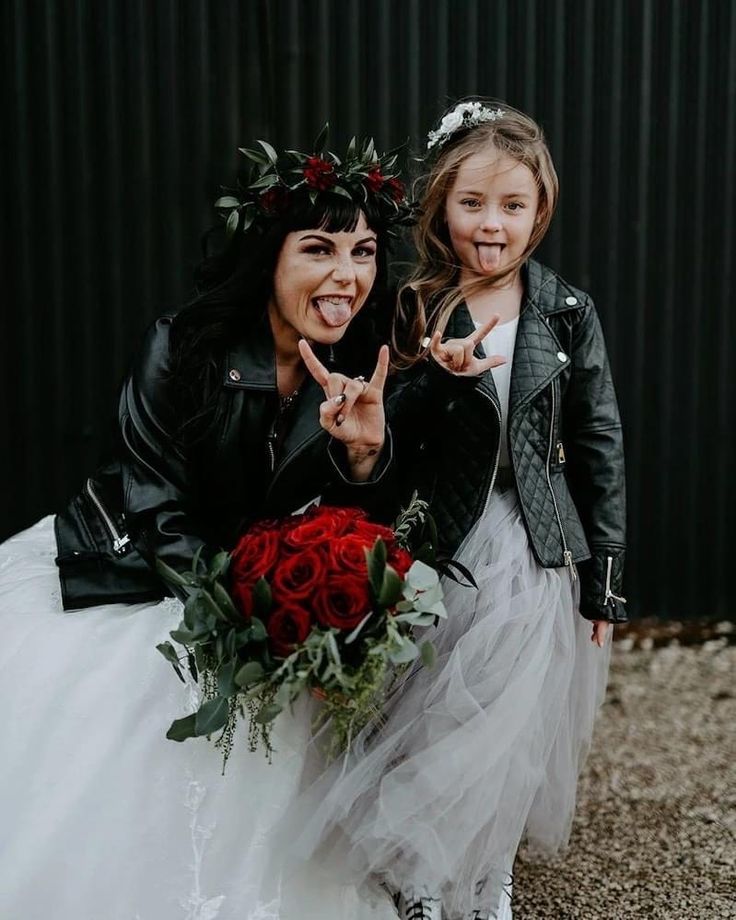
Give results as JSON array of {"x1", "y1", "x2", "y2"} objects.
[{"x1": 426, "y1": 102, "x2": 505, "y2": 151}]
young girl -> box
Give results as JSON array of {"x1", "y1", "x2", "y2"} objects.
[{"x1": 280, "y1": 101, "x2": 626, "y2": 920}]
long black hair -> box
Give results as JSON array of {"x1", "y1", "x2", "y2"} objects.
[{"x1": 169, "y1": 193, "x2": 392, "y2": 444}]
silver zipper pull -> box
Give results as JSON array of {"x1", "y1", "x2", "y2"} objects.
[
  {"x1": 563, "y1": 549, "x2": 577, "y2": 581},
  {"x1": 557, "y1": 441, "x2": 566, "y2": 464},
  {"x1": 113, "y1": 535, "x2": 131, "y2": 554}
]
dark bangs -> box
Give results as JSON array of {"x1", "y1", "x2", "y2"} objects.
[{"x1": 271, "y1": 190, "x2": 382, "y2": 236}]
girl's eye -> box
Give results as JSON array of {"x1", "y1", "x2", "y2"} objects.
[
  {"x1": 303, "y1": 245, "x2": 332, "y2": 256},
  {"x1": 505, "y1": 201, "x2": 525, "y2": 212},
  {"x1": 353, "y1": 246, "x2": 376, "y2": 259},
  {"x1": 460, "y1": 198, "x2": 482, "y2": 209}
]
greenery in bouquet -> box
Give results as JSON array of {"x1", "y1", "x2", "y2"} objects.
[{"x1": 156, "y1": 498, "x2": 447, "y2": 764}]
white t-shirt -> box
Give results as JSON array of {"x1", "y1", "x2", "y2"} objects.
[{"x1": 477, "y1": 316, "x2": 519, "y2": 468}]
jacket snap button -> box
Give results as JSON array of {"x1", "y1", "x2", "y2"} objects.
[
  {"x1": 228, "y1": 368, "x2": 241, "y2": 382},
  {"x1": 557, "y1": 351, "x2": 567, "y2": 363},
  {"x1": 565, "y1": 295, "x2": 578, "y2": 306}
]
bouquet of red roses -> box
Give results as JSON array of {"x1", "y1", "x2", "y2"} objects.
[{"x1": 156, "y1": 499, "x2": 447, "y2": 761}]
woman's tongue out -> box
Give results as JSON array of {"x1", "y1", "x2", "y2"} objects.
[
  {"x1": 476, "y1": 242, "x2": 504, "y2": 273},
  {"x1": 314, "y1": 296, "x2": 352, "y2": 328}
]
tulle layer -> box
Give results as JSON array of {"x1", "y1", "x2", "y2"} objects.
[
  {"x1": 0, "y1": 517, "x2": 398, "y2": 920},
  {"x1": 277, "y1": 486, "x2": 611, "y2": 919}
]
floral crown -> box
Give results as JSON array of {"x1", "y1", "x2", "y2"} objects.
[
  {"x1": 214, "y1": 126, "x2": 414, "y2": 239},
  {"x1": 426, "y1": 101, "x2": 505, "y2": 151}
]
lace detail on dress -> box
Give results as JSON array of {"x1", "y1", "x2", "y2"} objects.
[{"x1": 179, "y1": 774, "x2": 226, "y2": 920}]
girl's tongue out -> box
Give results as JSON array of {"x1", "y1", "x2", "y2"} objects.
[
  {"x1": 314, "y1": 297, "x2": 352, "y2": 327},
  {"x1": 477, "y1": 243, "x2": 503, "y2": 272}
]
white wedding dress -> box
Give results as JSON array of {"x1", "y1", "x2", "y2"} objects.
[{"x1": 0, "y1": 516, "x2": 399, "y2": 920}]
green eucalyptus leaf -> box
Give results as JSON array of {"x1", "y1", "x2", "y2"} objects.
[
  {"x1": 255, "y1": 702, "x2": 283, "y2": 725},
  {"x1": 166, "y1": 713, "x2": 197, "y2": 742},
  {"x1": 378, "y1": 566, "x2": 403, "y2": 608},
  {"x1": 169, "y1": 627, "x2": 198, "y2": 645},
  {"x1": 194, "y1": 697, "x2": 229, "y2": 736},
  {"x1": 325, "y1": 631, "x2": 341, "y2": 666},
  {"x1": 345, "y1": 613, "x2": 372, "y2": 644},
  {"x1": 235, "y1": 660, "x2": 265, "y2": 688},
  {"x1": 208, "y1": 550, "x2": 230, "y2": 581},
  {"x1": 388, "y1": 638, "x2": 419, "y2": 665},
  {"x1": 250, "y1": 616, "x2": 268, "y2": 642},
  {"x1": 217, "y1": 659, "x2": 237, "y2": 697},
  {"x1": 214, "y1": 195, "x2": 240, "y2": 209},
  {"x1": 366, "y1": 539, "x2": 387, "y2": 596},
  {"x1": 225, "y1": 209, "x2": 239, "y2": 238},
  {"x1": 308, "y1": 191, "x2": 318, "y2": 205},
  {"x1": 257, "y1": 139, "x2": 279, "y2": 164},
  {"x1": 155, "y1": 557, "x2": 188, "y2": 588},
  {"x1": 191, "y1": 545, "x2": 205, "y2": 575},
  {"x1": 187, "y1": 650, "x2": 198, "y2": 682},
  {"x1": 238, "y1": 146, "x2": 270, "y2": 166},
  {"x1": 346, "y1": 135, "x2": 357, "y2": 159},
  {"x1": 249, "y1": 174, "x2": 280, "y2": 189},
  {"x1": 212, "y1": 581, "x2": 240, "y2": 623},
  {"x1": 407, "y1": 560, "x2": 439, "y2": 591},
  {"x1": 420, "y1": 640, "x2": 438, "y2": 669},
  {"x1": 241, "y1": 203, "x2": 257, "y2": 230},
  {"x1": 331, "y1": 184, "x2": 353, "y2": 200},
  {"x1": 252, "y1": 579, "x2": 272, "y2": 617},
  {"x1": 156, "y1": 641, "x2": 180, "y2": 666}
]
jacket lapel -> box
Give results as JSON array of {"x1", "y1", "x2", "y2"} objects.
[{"x1": 508, "y1": 262, "x2": 570, "y2": 418}]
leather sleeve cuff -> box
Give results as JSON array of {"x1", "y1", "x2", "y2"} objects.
[
  {"x1": 577, "y1": 549, "x2": 628, "y2": 623},
  {"x1": 327, "y1": 428, "x2": 394, "y2": 486}
]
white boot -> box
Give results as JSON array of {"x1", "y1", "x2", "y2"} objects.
[{"x1": 398, "y1": 893, "x2": 443, "y2": 920}]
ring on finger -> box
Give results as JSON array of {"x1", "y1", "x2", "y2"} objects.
[{"x1": 355, "y1": 375, "x2": 368, "y2": 392}]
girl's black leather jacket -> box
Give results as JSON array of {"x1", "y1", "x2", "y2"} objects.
[
  {"x1": 387, "y1": 259, "x2": 627, "y2": 623},
  {"x1": 54, "y1": 313, "x2": 391, "y2": 610}
]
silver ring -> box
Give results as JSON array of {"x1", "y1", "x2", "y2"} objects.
[{"x1": 355, "y1": 375, "x2": 368, "y2": 391}]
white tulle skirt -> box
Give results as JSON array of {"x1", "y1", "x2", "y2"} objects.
[
  {"x1": 0, "y1": 517, "x2": 398, "y2": 920},
  {"x1": 275, "y1": 485, "x2": 612, "y2": 919}
]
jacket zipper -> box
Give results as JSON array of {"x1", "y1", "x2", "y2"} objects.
[
  {"x1": 604, "y1": 555, "x2": 627, "y2": 607},
  {"x1": 546, "y1": 383, "x2": 576, "y2": 581},
  {"x1": 85, "y1": 479, "x2": 131, "y2": 555},
  {"x1": 266, "y1": 420, "x2": 277, "y2": 473},
  {"x1": 479, "y1": 390, "x2": 502, "y2": 518}
]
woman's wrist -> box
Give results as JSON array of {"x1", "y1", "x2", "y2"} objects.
[{"x1": 345, "y1": 439, "x2": 384, "y2": 482}]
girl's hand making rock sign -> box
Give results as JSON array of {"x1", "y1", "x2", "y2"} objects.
[
  {"x1": 298, "y1": 340, "x2": 390, "y2": 482},
  {"x1": 428, "y1": 314, "x2": 508, "y2": 376}
]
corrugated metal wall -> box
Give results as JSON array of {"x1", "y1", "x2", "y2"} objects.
[{"x1": 3, "y1": 0, "x2": 734, "y2": 619}]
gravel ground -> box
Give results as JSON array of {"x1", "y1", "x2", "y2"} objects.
[{"x1": 513, "y1": 637, "x2": 736, "y2": 919}]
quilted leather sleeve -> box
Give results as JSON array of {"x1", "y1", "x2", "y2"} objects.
[{"x1": 562, "y1": 299, "x2": 628, "y2": 622}]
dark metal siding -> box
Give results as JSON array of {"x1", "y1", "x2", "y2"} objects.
[{"x1": 3, "y1": 0, "x2": 734, "y2": 619}]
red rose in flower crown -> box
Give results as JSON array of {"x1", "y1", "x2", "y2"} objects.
[
  {"x1": 386, "y1": 177, "x2": 406, "y2": 203},
  {"x1": 260, "y1": 185, "x2": 290, "y2": 215},
  {"x1": 303, "y1": 156, "x2": 337, "y2": 191},
  {"x1": 365, "y1": 167, "x2": 385, "y2": 193}
]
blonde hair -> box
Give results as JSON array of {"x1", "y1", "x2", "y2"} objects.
[{"x1": 393, "y1": 101, "x2": 559, "y2": 367}]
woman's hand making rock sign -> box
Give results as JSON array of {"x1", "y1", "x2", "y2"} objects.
[
  {"x1": 298, "y1": 340, "x2": 390, "y2": 482},
  {"x1": 428, "y1": 313, "x2": 508, "y2": 376}
]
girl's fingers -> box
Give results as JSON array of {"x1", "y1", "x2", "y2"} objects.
[
  {"x1": 475, "y1": 354, "x2": 507, "y2": 373},
  {"x1": 335, "y1": 378, "x2": 365, "y2": 422},
  {"x1": 591, "y1": 621, "x2": 610, "y2": 647},
  {"x1": 468, "y1": 314, "x2": 501, "y2": 345},
  {"x1": 318, "y1": 397, "x2": 344, "y2": 433},
  {"x1": 298, "y1": 339, "x2": 330, "y2": 388},
  {"x1": 367, "y1": 345, "x2": 390, "y2": 395}
]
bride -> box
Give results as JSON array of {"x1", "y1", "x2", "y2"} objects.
[{"x1": 0, "y1": 134, "x2": 412, "y2": 920}]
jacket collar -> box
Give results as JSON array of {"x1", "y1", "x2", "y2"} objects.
[
  {"x1": 223, "y1": 312, "x2": 335, "y2": 390},
  {"x1": 444, "y1": 259, "x2": 577, "y2": 414}
]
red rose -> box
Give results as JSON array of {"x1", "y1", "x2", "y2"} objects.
[
  {"x1": 303, "y1": 156, "x2": 336, "y2": 191},
  {"x1": 260, "y1": 186, "x2": 290, "y2": 215},
  {"x1": 388, "y1": 547, "x2": 413, "y2": 578},
  {"x1": 230, "y1": 577, "x2": 258, "y2": 619},
  {"x1": 314, "y1": 574, "x2": 372, "y2": 630},
  {"x1": 349, "y1": 520, "x2": 397, "y2": 550},
  {"x1": 231, "y1": 528, "x2": 281, "y2": 583},
  {"x1": 365, "y1": 167, "x2": 384, "y2": 193},
  {"x1": 386, "y1": 177, "x2": 405, "y2": 203},
  {"x1": 282, "y1": 508, "x2": 351, "y2": 551},
  {"x1": 271, "y1": 548, "x2": 325, "y2": 602},
  {"x1": 267, "y1": 603, "x2": 312, "y2": 658},
  {"x1": 328, "y1": 534, "x2": 373, "y2": 576}
]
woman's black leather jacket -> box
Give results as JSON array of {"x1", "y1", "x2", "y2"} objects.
[
  {"x1": 54, "y1": 313, "x2": 391, "y2": 610},
  {"x1": 386, "y1": 259, "x2": 627, "y2": 624}
]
